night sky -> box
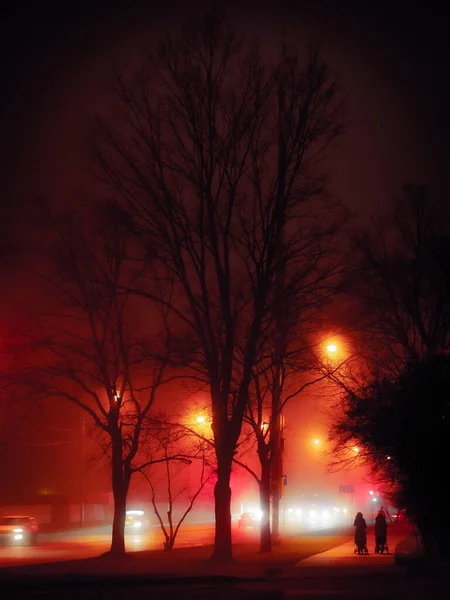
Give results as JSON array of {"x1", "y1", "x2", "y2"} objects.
[{"x1": 1, "y1": 0, "x2": 450, "y2": 503}]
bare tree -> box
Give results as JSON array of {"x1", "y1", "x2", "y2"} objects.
[
  {"x1": 348, "y1": 184, "x2": 450, "y2": 373},
  {"x1": 6, "y1": 206, "x2": 179, "y2": 557},
  {"x1": 93, "y1": 11, "x2": 342, "y2": 560},
  {"x1": 325, "y1": 184, "x2": 450, "y2": 552},
  {"x1": 139, "y1": 419, "x2": 213, "y2": 551},
  {"x1": 238, "y1": 331, "x2": 346, "y2": 553}
]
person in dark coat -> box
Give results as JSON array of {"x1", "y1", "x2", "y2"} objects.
[
  {"x1": 354, "y1": 511, "x2": 367, "y2": 554},
  {"x1": 375, "y1": 509, "x2": 388, "y2": 553}
]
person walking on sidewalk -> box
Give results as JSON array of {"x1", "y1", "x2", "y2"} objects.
[
  {"x1": 375, "y1": 509, "x2": 388, "y2": 554},
  {"x1": 354, "y1": 512, "x2": 368, "y2": 554}
]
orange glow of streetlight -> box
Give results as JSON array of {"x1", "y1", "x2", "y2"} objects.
[
  {"x1": 326, "y1": 343, "x2": 337, "y2": 354},
  {"x1": 352, "y1": 446, "x2": 359, "y2": 454},
  {"x1": 196, "y1": 415, "x2": 206, "y2": 424},
  {"x1": 313, "y1": 438, "x2": 320, "y2": 446}
]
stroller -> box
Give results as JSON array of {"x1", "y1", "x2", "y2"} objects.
[
  {"x1": 354, "y1": 537, "x2": 369, "y2": 555},
  {"x1": 375, "y1": 534, "x2": 390, "y2": 555}
]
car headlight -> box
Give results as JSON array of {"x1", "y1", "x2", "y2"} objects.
[{"x1": 13, "y1": 528, "x2": 23, "y2": 533}]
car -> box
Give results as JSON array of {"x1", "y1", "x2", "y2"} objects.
[
  {"x1": 237, "y1": 512, "x2": 259, "y2": 529},
  {"x1": 125, "y1": 509, "x2": 150, "y2": 532},
  {"x1": 392, "y1": 510, "x2": 409, "y2": 522},
  {"x1": 0, "y1": 516, "x2": 39, "y2": 546}
]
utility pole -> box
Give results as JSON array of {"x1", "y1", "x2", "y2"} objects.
[
  {"x1": 271, "y1": 34, "x2": 289, "y2": 544},
  {"x1": 81, "y1": 412, "x2": 86, "y2": 528}
]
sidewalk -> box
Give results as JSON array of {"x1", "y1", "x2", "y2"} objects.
[{"x1": 294, "y1": 527, "x2": 410, "y2": 577}]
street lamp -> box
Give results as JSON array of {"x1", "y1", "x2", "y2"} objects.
[
  {"x1": 326, "y1": 344, "x2": 337, "y2": 354},
  {"x1": 196, "y1": 415, "x2": 206, "y2": 424}
]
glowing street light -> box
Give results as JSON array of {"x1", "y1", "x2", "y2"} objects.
[
  {"x1": 352, "y1": 446, "x2": 359, "y2": 454},
  {"x1": 313, "y1": 438, "x2": 320, "y2": 446},
  {"x1": 369, "y1": 490, "x2": 374, "y2": 496},
  {"x1": 326, "y1": 344, "x2": 337, "y2": 354},
  {"x1": 196, "y1": 415, "x2": 206, "y2": 425}
]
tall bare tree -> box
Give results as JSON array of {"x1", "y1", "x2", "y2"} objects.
[
  {"x1": 348, "y1": 184, "x2": 450, "y2": 373},
  {"x1": 240, "y1": 330, "x2": 346, "y2": 553},
  {"x1": 6, "y1": 206, "x2": 178, "y2": 556},
  {"x1": 93, "y1": 11, "x2": 342, "y2": 560}
]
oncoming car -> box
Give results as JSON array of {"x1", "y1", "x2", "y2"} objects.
[
  {"x1": 125, "y1": 510, "x2": 150, "y2": 532},
  {"x1": 0, "y1": 516, "x2": 39, "y2": 546},
  {"x1": 237, "y1": 512, "x2": 260, "y2": 529}
]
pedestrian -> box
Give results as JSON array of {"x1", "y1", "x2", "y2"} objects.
[
  {"x1": 354, "y1": 511, "x2": 368, "y2": 554},
  {"x1": 375, "y1": 509, "x2": 388, "y2": 554}
]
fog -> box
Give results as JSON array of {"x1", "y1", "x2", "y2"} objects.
[{"x1": 0, "y1": 1, "x2": 442, "y2": 534}]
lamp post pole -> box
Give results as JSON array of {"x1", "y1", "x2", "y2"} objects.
[
  {"x1": 81, "y1": 413, "x2": 86, "y2": 528},
  {"x1": 271, "y1": 35, "x2": 289, "y2": 544}
]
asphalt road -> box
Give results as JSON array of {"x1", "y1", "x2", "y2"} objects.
[
  {"x1": 0, "y1": 522, "x2": 296, "y2": 568},
  {"x1": 0, "y1": 523, "x2": 211, "y2": 567},
  {"x1": 0, "y1": 521, "x2": 348, "y2": 569}
]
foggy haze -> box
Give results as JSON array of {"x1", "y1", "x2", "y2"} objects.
[{"x1": 1, "y1": 0, "x2": 449, "y2": 540}]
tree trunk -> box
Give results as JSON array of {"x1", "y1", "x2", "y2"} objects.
[
  {"x1": 259, "y1": 460, "x2": 272, "y2": 553},
  {"x1": 109, "y1": 431, "x2": 129, "y2": 556},
  {"x1": 211, "y1": 455, "x2": 233, "y2": 561},
  {"x1": 271, "y1": 415, "x2": 282, "y2": 544}
]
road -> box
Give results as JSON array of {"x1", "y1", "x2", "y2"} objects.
[
  {"x1": 0, "y1": 521, "x2": 348, "y2": 569},
  {"x1": 0, "y1": 522, "x2": 291, "y2": 568},
  {"x1": 0, "y1": 523, "x2": 211, "y2": 568}
]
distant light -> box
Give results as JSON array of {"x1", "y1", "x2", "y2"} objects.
[
  {"x1": 13, "y1": 534, "x2": 23, "y2": 541},
  {"x1": 313, "y1": 439, "x2": 320, "y2": 445},
  {"x1": 369, "y1": 490, "x2": 374, "y2": 496},
  {"x1": 196, "y1": 415, "x2": 206, "y2": 424},
  {"x1": 353, "y1": 446, "x2": 359, "y2": 453},
  {"x1": 333, "y1": 507, "x2": 340, "y2": 512},
  {"x1": 326, "y1": 344, "x2": 337, "y2": 354},
  {"x1": 343, "y1": 508, "x2": 348, "y2": 514},
  {"x1": 126, "y1": 510, "x2": 144, "y2": 516},
  {"x1": 372, "y1": 498, "x2": 377, "y2": 502},
  {"x1": 387, "y1": 456, "x2": 392, "y2": 460}
]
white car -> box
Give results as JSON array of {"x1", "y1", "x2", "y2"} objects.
[
  {"x1": 0, "y1": 516, "x2": 39, "y2": 546},
  {"x1": 125, "y1": 510, "x2": 150, "y2": 532}
]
